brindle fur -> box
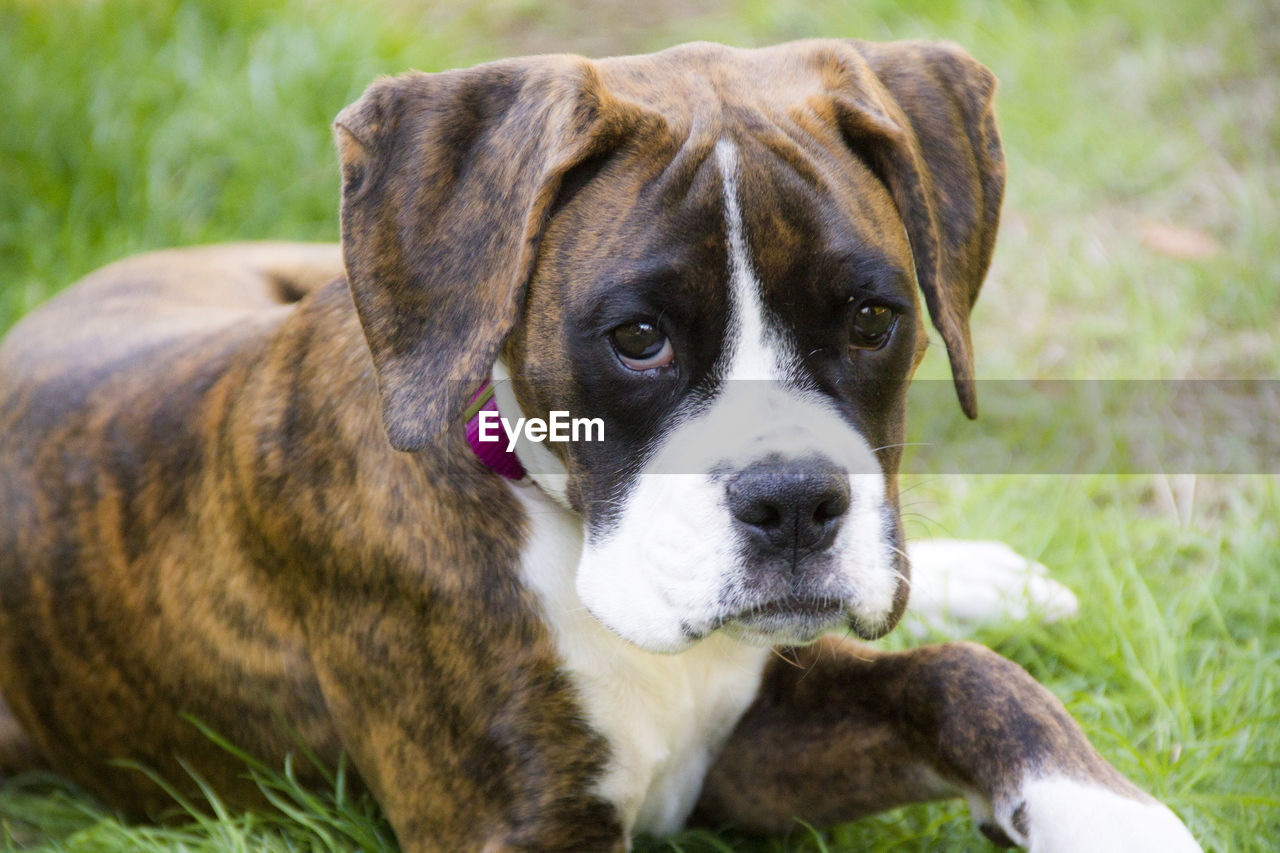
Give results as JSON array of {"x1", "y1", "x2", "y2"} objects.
[
  {"x1": 0, "y1": 247, "x2": 619, "y2": 849},
  {"x1": 0, "y1": 40, "x2": 1142, "y2": 852}
]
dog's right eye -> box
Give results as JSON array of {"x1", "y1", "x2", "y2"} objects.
[
  {"x1": 610, "y1": 321, "x2": 674, "y2": 371},
  {"x1": 849, "y1": 302, "x2": 898, "y2": 350}
]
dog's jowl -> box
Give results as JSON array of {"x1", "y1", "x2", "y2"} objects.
[{"x1": 0, "y1": 39, "x2": 1200, "y2": 852}]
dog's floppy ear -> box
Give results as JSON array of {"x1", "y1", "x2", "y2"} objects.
[
  {"x1": 334, "y1": 57, "x2": 644, "y2": 451},
  {"x1": 833, "y1": 40, "x2": 1005, "y2": 418}
]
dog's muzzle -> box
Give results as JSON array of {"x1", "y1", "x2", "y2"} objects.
[
  {"x1": 572, "y1": 385, "x2": 902, "y2": 653},
  {"x1": 702, "y1": 452, "x2": 895, "y2": 646}
]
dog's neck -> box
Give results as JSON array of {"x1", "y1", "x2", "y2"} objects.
[
  {"x1": 464, "y1": 379, "x2": 526, "y2": 481},
  {"x1": 496, "y1": 424, "x2": 773, "y2": 838},
  {"x1": 484, "y1": 360, "x2": 574, "y2": 507}
]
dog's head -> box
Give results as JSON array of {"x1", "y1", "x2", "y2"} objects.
[{"x1": 335, "y1": 40, "x2": 1004, "y2": 652}]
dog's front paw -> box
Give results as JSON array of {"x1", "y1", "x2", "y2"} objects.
[
  {"x1": 985, "y1": 777, "x2": 1201, "y2": 853},
  {"x1": 904, "y1": 539, "x2": 1078, "y2": 635}
]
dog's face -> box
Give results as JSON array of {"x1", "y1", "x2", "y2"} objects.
[
  {"x1": 509, "y1": 131, "x2": 922, "y2": 651},
  {"x1": 335, "y1": 40, "x2": 1004, "y2": 653}
]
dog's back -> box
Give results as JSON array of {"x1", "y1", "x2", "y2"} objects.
[{"x1": 0, "y1": 242, "x2": 341, "y2": 380}]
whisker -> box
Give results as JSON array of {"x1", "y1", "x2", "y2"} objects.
[
  {"x1": 898, "y1": 476, "x2": 945, "y2": 495},
  {"x1": 770, "y1": 645, "x2": 804, "y2": 669},
  {"x1": 870, "y1": 441, "x2": 934, "y2": 455}
]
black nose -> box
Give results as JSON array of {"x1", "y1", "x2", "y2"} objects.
[{"x1": 727, "y1": 457, "x2": 850, "y2": 554}]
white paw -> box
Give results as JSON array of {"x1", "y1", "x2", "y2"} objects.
[
  {"x1": 903, "y1": 539, "x2": 1078, "y2": 635},
  {"x1": 992, "y1": 777, "x2": 1201, "y2": 853}
]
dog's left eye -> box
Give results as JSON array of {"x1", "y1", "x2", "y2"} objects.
[
  {"x1": 850, "y1": 302, "x2": 897, "y2": 350},
  {"x1": 610, "y1": 321, "x2": 675, "y2": 371}
]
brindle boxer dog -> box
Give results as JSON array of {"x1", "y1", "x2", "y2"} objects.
[{"x1": 0, "y1": 39, "x2": 1200, "y2": 852}]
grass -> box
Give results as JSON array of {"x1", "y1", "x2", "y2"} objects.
[{"x1": 1, "y1": 0, "x2": 1277, "y2": 850}]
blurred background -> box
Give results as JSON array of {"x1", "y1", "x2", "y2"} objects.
[
  {"x1": 0, "y1": 1, "x2": 1276, "y2": 850},
  {"x1": 2, "y1": 0, "x2": 1277, "y2": 382}
]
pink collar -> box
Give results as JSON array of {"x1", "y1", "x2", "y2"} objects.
[{"x1": 464, "y1": 380, "x2": 526, "y2": 480}]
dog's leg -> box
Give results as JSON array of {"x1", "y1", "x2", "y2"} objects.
[
  {"x1": 692, "y1": 637, "x2": 1199, "y2": 852},
  {"x1": 902, "y1": 539, "x2": 1079, "y2": 636},
  {"x1": 0, "y1": 692, "x2": 45, "y2": 779},
  {"x1": 305, "y1": 613, "x2": 627, "y2": 853}
]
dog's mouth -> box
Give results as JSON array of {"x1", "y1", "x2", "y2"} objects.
[
  {"x1": 692, "y1": 596, "x2": 851, "y2": 645},
  {"x1": 680, "y1": 590, "x2": 902, "y2": 646}
]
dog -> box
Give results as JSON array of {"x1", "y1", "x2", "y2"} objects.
[{"x1": 0, "y1": 39, "x2": 1200, "y2": 852}]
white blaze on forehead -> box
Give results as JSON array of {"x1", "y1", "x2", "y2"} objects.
[{"x1": 714, "y1": 139, "x2": 794, "y2": 383}]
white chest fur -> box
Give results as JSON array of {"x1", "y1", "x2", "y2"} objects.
[{"x1": 509, "y1": 480, "x2": 771, "y2": 838}]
